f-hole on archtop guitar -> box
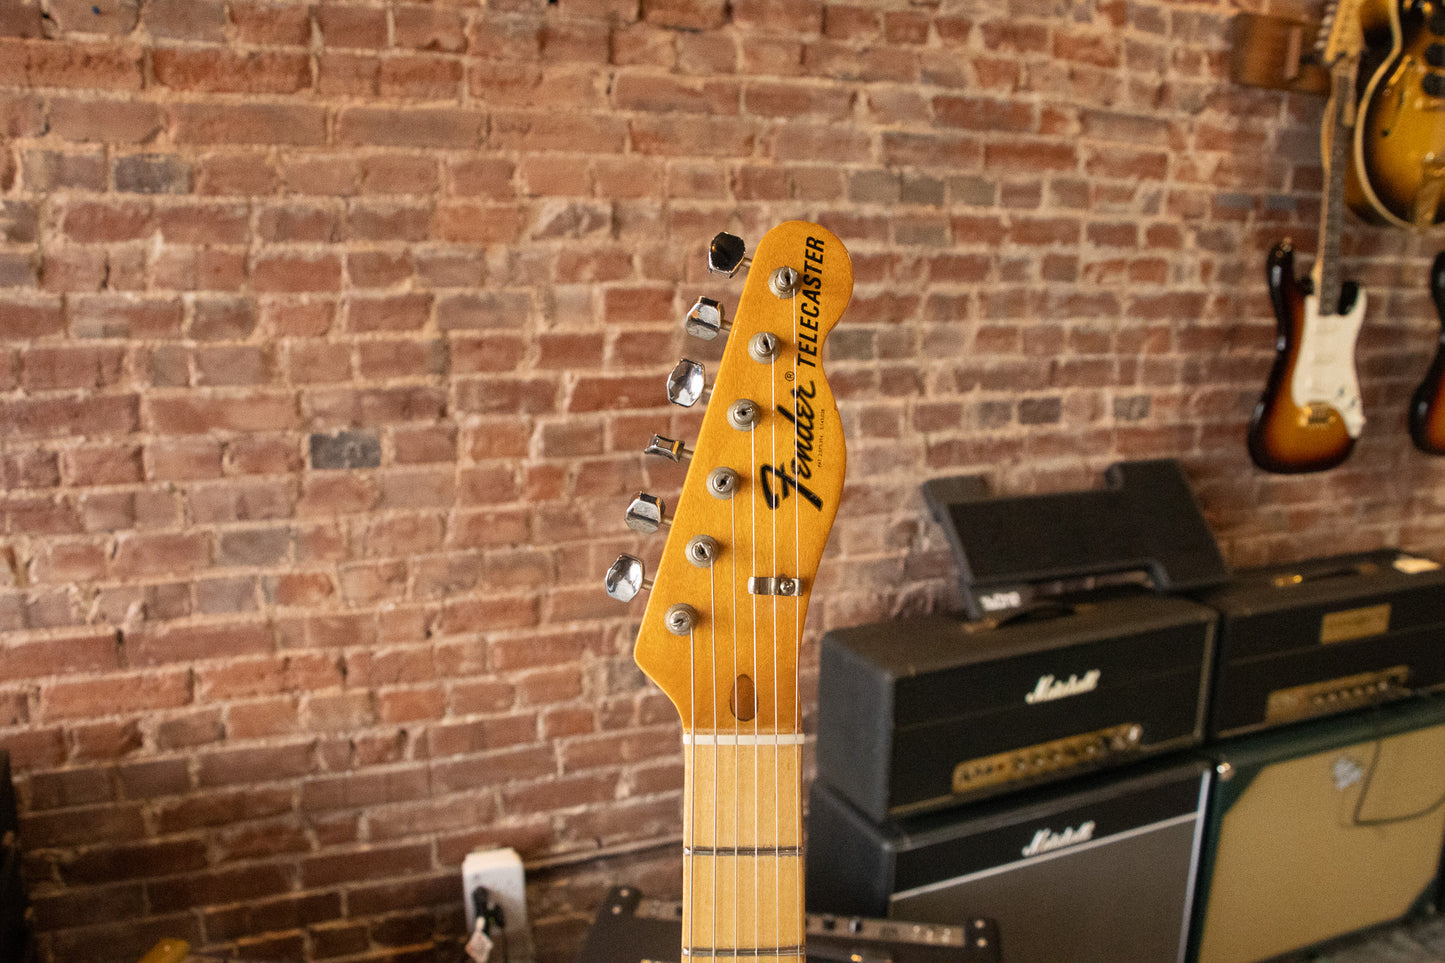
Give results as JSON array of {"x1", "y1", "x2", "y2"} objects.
[
  {"x1": 1410, "y1": 250, "x2": 1445, "y2": 452},
  {"x1": 1248, "y1": 0, "x2": 1368, "y2": 473},
  {"x1": 1348, "y1": 0, "x2": 1445, "y2": 229},
  {"x1": 605, "y1": 221, "x2": 853, "y2": 963}
]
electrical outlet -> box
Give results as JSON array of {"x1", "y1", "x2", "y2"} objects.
[{"x1": 462, "y1": 847, "x2": 534, "y2": 962}]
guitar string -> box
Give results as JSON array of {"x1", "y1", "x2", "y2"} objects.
[
  {"x1": 687, "y1": 573, "x2": 697, "y2": 961},
  {"x1": 776, "y1": 293, "x2": 790, "y2": 959},
  {"x1": 734, "y1": 444, "x2": 743, "y2": 960},
  {"x1": 749, "y1": 362, "x2": 761, "y2": 962},
  {"x1": 716, "y1": 529, "x2": 728, "y2": 954},
  {"x1": 767, "y1": 301, "x2": 778, "y2": 961},
  {"x1": 790, "y1": 285, "x2": 803, "y2": 959}
]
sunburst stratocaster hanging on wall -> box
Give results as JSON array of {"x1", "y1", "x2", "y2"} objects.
[
  {"x1": 1248, "y1": 1, "x2": 1368, "y2": 473},
  {"x1": 1347, "y1": 0, "x2": 1445, "y2": 229},
  {"x1": 605, "y1": 221, "x2": 852, "y2": 963},
  {"x1": 1409, "y1": 250, "x2": 1445, "y2": 452}
]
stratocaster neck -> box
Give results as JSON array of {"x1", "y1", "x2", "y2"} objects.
[
  {"x1": 1315, "y1": 56, "x2": 1358, "y2": 313},
  {"x1": 682, "y1": 738, "x2": 805, "y2": 962}
]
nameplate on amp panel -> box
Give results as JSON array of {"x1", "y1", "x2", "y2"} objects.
[
  {"x1": 817, "y1": 591, "x2": 1214, "y2": 821},
  {"x1": 1319, "y1": 604, "x2": 1391, "y2": 644},
  {"x1": 952, "y1": 723, "x2": 1143, "y2": 796},
  {"x1": 1200, "y1": 549, "x2": 1445, "y2": 739}
]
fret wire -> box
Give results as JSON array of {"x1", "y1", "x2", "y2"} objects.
[
  {"x1": 683, "y1": 946, "x2": 805, "y2": 958},
  {"x1": 684, "y1": 846, "x2": 803, "y2": 858}
]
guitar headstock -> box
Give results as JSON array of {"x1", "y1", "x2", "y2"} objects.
[
  {"x1": 605, "y1": 221, "x2": 853, "y2": 736},
  {"x1": 1318, "y1": 0, "x2": 1365, "y2": 65}
]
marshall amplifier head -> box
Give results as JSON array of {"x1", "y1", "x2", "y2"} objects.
[
  {"x1": 1190, "y1": 694, "x2": 1445, "y2": 962},
  {"x1": 806, "y1": 759, "x2": 1211, "y2": 963},
  {"x1": 1198, "y1": 549, "x2": 1445, "y2": 739},
  {"x1": 816, "y1": 591, "x2": 1216, "y2": 820}
]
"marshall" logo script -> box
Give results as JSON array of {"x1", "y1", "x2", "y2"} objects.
[
  {"x1": 1022, "y1": 821, "x2": 1096, "y2": 858},
  {"x1": 1024, "y1": 670, "x2": 1101, "y2": 704}
]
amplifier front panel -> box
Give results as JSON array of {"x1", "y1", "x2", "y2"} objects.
[
  {"x1": 1195, "y1": 704, "x2": 1445, "y2": 962},
  {"x1": 891, "y1": 813, "x2": 1204, "y2": 963}
]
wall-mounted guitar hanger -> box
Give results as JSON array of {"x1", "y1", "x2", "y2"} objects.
[{"x1": 1231, "y1": 11, "x2": 1332, "y2": 94}]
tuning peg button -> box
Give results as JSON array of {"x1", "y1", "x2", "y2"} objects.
[
  {"x1": 605, "y1": 554, "x2": 652, "y2": 602},
  {"x1": 625, "y1": 493, "x2": 668, "y2": 533},
  {"x1": 644, "y1": 435, "x2": 692, "y2": 463},
  {"x1": 685, "y1": 297, "x2": 731, "y2": 341},
  {"x1": 666, "y1": 359, "x2": 709, "y2": 408},
  {"x1": 708, "y1": 232, "x2": 750, "y2": 278}
]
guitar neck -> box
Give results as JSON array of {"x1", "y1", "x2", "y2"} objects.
[
  {"x1": 1315, "y1": 56, "x2": 1358, "y2": 311},
  {"x1": 682, "y1": 738, "x2": 805, "y2": 962}
]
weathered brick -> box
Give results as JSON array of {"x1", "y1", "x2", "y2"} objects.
[
  {"x1": 113, "y1": 153, "x2": 192, "y2": 194},
  {"x1": 153, "y1": 48, "x2": 311, "y2": 94},
  {"x1": 309, "y1": 430, "x2": 382, "y2": 470},
  {"x1": 338, "y1": 107, "x2": 485, "y2": 149},
  {"x1": 23, "y1": 149, "x2": 107, "y2": 190},
  {"x1": 171, "y1": 103, "x2": 327, "y2": 146}
]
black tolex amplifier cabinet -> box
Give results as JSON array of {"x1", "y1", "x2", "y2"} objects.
[
  {"x1": 1198, "y1": 549, "x2": 1445, "y2": 739},
  {"x1": 1189, "y1": 694, "x2": 1445, "y2": 962},
  {"x1": 806, "y1": 758, "x2": 1212, "y2": 963},
  {"x1": 816, "y1": 590, "x2": 1216, "y2": 821}
]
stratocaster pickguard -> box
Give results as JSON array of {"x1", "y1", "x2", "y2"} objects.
[{"x1": 1293, "y1": 287, "x2": 1367, "y2": 438}]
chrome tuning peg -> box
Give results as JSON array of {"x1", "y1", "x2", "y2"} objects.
[
  {"x1": 666, "y1": 359, "x2": 708, "y2": 408},
  {"x1": 708, "y1": 232, "x2": 750, "y2": 278},
  {"x1": 684, "y1": 296, "x2": 731, "y2": 341},
  {"x1": 625, "y1": 493, "x2": 668, "y2": 533},
  {"x1": 605, "y1": 554, "x2": 652, "y2": 602},
  {"x1": 644, "y1": 435, "x2": 692, "y2": 463}
]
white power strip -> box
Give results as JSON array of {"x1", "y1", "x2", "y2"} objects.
[{"x1": 461, "y1": 847, "x2": 534, "y2": 962}]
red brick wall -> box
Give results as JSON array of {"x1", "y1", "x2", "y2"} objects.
[{"x1": 3, "y1": 0, "x2": 1444, "y2": 960}]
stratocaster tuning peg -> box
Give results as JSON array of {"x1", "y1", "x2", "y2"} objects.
[
  {"x1": 625, "y1": 493, "x2": 669, "y2": 533},
  {"x1": 666, "y1": 359, "x2": 708, "y2": 408},
  {"x1": 605, "y1": 554, "x2": 652, "y2": 602},
  {"x1": 708, "y1": 232, "x2": 750, "y2": 278},
  {"x1": 644, "y1": 434, "x2": 692, "y2": 464},
  {"x1": 684, "y1": 296, "x2": 731, "y2": 341}
]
